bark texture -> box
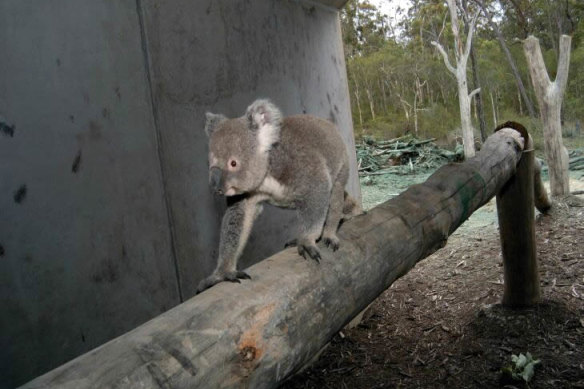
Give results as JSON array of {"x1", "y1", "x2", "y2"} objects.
[
  {"x1": 21, "y1": 129, "x2": 531, "y2": 389},
  {"x1": 497, "y1": 133, "x2": 540, "y2": 307},
  {"x1": 523, "y1": 35, "x2": 572, "y2": 197}
]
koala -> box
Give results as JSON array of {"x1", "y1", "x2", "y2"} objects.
[{"x1": 196, "y1": 99, "x2": 361, "y2": 293}]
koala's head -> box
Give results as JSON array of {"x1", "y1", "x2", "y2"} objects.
[{"x1": 204, "y1": 99, "x2": 282, "y2": 196}]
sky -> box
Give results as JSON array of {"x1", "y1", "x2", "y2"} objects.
[
  {"x1": 371, "y1": 0, "x2": 411, "y2": 18},
  {"x1": 370, "y1": 0, "x2": 412, "y2": 33}
]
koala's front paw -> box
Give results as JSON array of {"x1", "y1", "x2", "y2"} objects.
[
  {"x1": 196, "y1": 270, "x2": 251, "y2": 294},
  {"x1": 298, "y1": 243, "x2": 321, "y2": 262}
]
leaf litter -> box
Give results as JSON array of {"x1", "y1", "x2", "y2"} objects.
[{"x1": 283, "y1": 153, "x2": 584, "y2": 389}]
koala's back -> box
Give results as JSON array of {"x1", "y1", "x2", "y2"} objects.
[{"x1": 268, "y1": 115, "x2": 348, "y2": 189}]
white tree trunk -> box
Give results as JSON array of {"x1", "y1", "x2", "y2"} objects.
[
  {"x1": 523, "y1": 35, "x2": 571, "y2": 197},
  {"x1": 431, "y1": 0, "x2": 479, "y2": 158},
  {"x1": 414, "y1": 91, "x2": 419, "y2": 135},
  {"x1": 490, "y1": 91, "x2": 497, "y2": 125},
  {"x1": 353, "y1": 79, "x2": 363, "y2": 128},
  {"x1": 366, "y1": 88, "x2": 375, "y2": 120},
  {"x1": 456, "y1": 65, "x2": 476, "y2": 157}
]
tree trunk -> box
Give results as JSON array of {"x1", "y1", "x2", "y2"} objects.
[
  {"x1": 523, "y1": 35, "x2": 571, "y2": 197},
  {"x1": 431, "y1": 0, "x2": 478, "y2": 159},
  {"x1": 496, "y1": 132, "x2": 540, "y2": 307},
  {"x1": 457, "y1": 67, "x2": 476, "y2": 157},
  {"x1": 21, "y1": 127, "x2": 545, "y2": 389},
  {"x1": 490, "y1": 91, "x2": 497, "y2": 125},
  {"x1": 463, "y1": 0, "x2": 487, "y2": 142},
  {"x1": 366, "y1": 87, "x2": 375, "y2": 120},
  {"x1": 475, "y1": 0, "x2": 537, "y2": 119},
  {"x1": 495, "y1": 26, "x2": 537, "y2": 118},
  {"x1": 470, "y1": 51, "x2": 487, "y2": 142},
  {"x1": 414, "y1": 91, "x2": 419, "y2": 135},
  {"x1": 398, "y1": 96, "x2": 410, "y2": 121},
  {"x1": 353, "y1": 79, "x2": 363, "y2": 128},
  {"x1": 380, "y1": 78, "x2": 388, "y2": 113}
]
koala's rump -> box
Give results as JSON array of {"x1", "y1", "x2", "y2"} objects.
[{"x1": 268, "y1": 115, "x2": 348, "y2": 191}]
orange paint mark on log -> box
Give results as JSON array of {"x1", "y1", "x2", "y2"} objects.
[{"x1": 237, "y1": 303, "x2": 276, "y2": 363}]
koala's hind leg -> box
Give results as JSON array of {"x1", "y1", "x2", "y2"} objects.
[
  {"x1": 342, "y1": 192, "x2": 363, "y2": 220},
  {"x1": 322, "y1": 164, "x2": 349, "y2": 251},
  {"x1": 295, "y1": 185, "x2": 330, "y2": 262},
  {"x1": 196, "y1": 196, "x2": 263, "y2": 293}
]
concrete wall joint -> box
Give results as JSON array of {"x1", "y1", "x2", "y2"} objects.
[{"x1": 135, "y1": 0, "x2": 184, "y2": 302}]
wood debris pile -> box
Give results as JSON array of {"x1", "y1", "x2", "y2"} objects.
[
  {"x1": 567, "y1": 149, "x2": 584, "y2": 171},
  {"x1": 540, "y1": 148, "x2": 584, "y2": 172},
  {"x1": 357, "y1": 135, "x2": 464, "y2": 176}
]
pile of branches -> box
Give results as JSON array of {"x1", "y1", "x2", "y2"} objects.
[
  {"x1": 357, "y1": 135, "x2": 463, "y2": 176},
  {"x1": 567, "y1": 149, "x2": 584, "y2": 171},
  {"x1": 540, "y1": 148, "x2": 584, "y2": 172}
]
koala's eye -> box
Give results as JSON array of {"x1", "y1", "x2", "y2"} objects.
[{"x1": 229, "y1": 159, "x2": 237, "y2": 168}]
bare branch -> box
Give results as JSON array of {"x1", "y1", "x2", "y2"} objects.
[
  {"x1": 555, "y1": 34, "x2": 572, "y2": 95},
  {"x1": 464, "y1": 13, "x2": 479, "y2": 60},
  {"x1": 469, "y1": 88, "x2": 481, "y2": 100},
  {"x1": 446, "y1": 0, "x2": 462, "y2": 58},
  {"x1": 523, "y1": 35, "x2": 552, "y2": 94},
  {"x1": 437, "y1": 8, "x2": 449, "y2": 40},
  {"x1": 431, "y1": 41, "x2": 457, "y2": 75}
]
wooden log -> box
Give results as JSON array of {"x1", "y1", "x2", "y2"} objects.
[
  {"x1": 20, "y1": 128, "x2": 527, "y2": 389},
  {"x1": 533, "y1": 157, "x2": 552, "y2": 213},
  {"x1": 496, "y1": 125, "x2": 541, "y2": 307}
]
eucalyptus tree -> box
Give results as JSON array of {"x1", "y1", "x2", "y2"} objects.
[
  {"x1": 524, "y1": 35, "x2": 572, "y2": 197},
  {"x1": 431, "y1": 0, "x2": 480, "y2": 158}
]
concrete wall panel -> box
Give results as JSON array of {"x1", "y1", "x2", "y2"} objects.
[
  {"x1": 0, "y1": 1, "x2": 179, "y2": 387},
  {"x1": 141, "y1": 0, "x2": 361, "y2": 297}
]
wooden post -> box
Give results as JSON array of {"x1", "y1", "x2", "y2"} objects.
[
  {"x1": 20, "y1": 129, "x2": 528, "y2": 389},
  {"x1": 495, "y1": 122, "x2": 541, "y2": 307}
]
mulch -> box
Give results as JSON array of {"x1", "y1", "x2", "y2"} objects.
[{"x1": 283, "y1": 200, "x2": 584, "y2": 388}]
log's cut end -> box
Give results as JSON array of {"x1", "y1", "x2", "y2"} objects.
[
  {"x1": 495, "y1": 121, "x2": 552, "y2": 214},
  {"x1": 494, "y1": 121, "x2": 528, "y2": 150}
]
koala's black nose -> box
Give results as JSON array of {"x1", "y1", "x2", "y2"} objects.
[{"x1": 209, "y1": 167, "x2": 224, "y2": 194}]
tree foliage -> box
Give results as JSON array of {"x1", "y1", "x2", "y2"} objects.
[{"x1": 343, "y1": 0, "x2": 584, "y2": 144}]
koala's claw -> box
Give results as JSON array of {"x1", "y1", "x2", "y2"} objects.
[
  {"x1": 323, "y1": 236, "x2": 340, "y2": 251},
  {"x1": 229, "y1": 271, "x2": 251, "y2": 281},
  {"x1": 298, "y1": 244, "x2": 321, "y2": 263},
  {"x1": 196, "y1": 270, "x2": 251, "y2": 294}
]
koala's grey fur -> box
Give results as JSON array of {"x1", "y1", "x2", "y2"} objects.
[{"x1": 196, "y1": 99, "x2": 361, "y2": 293}]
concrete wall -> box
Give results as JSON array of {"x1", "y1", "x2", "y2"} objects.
[
  {"x1": 142, "y1": 0, "x2": 361, "y2": 297},
  {"x1": 0, "y1": 0, "x2": 358, "y2": 387}
]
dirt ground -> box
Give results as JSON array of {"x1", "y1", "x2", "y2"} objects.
[{"x1": 283, "y1": 176, "x2": 584, "y2": 388}]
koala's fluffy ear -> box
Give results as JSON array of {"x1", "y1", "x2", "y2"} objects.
[
  {"x1": 204, "y1": 112, "x2": 227, "y2": 137},
  {"x1": 246, "y1": 99, "x2": 282, "y2": 153}
]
